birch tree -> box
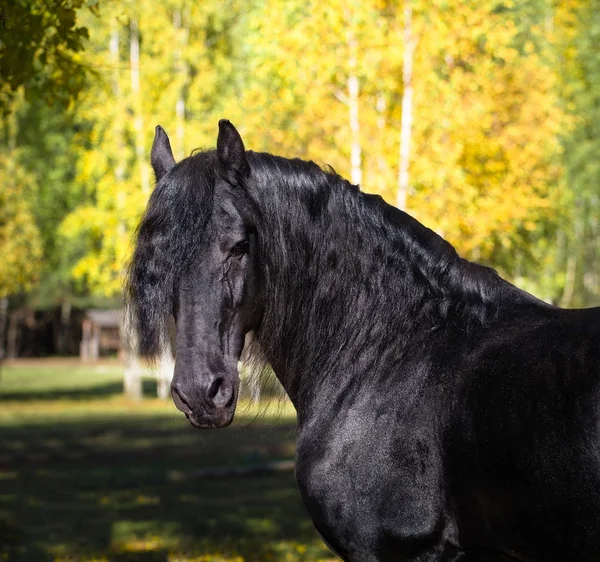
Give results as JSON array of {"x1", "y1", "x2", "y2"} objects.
[{"x1": 397, "y1": 4, "x2": 416, "y2": 211}]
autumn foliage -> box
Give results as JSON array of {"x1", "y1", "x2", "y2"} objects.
[{"x1": 2, "y1": 0, "x2": 599, "y2": 307}]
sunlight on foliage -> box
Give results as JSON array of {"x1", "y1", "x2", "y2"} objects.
[
  {"x1": 2, "y1": 1, "x2": 599, "y2": 304},
  {"x1": 0, "y1": 151, "x2": 43, "y2": 297},
  {"x1": 50, "y1": 0, "x2": 574, "y2": 303}
]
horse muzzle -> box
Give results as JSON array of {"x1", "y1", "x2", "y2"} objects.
[{"x1": 171, "y1": 376, "x2": 238, "y2": 429}]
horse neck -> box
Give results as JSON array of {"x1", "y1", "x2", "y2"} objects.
[{"x1": 250, "y1": 177, "x2": 503, "y2": 407}]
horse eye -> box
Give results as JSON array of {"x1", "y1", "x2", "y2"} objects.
[{"x1": 230, "y1": 239, "x2": 250, "y2": 257}]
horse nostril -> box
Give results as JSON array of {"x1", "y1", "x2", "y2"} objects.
[
  {"x1": 207, "y1": 378, "x2": 222, "y2": 400},
  {"x1": 206, "y1": 378, "x2": 234, "y2": 409},
  {"x1": 171, "y1": 384, "x2": 193, "y2": 414}
]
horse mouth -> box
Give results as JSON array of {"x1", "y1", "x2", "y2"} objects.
[
  {"x1": 185, "y1": 411, "x2": 234, "y2": 429},
  {"x1": 171, "y1": 381, "x2": 237, "y2": 429}
]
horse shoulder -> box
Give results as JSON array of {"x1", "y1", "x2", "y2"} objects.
[{"x1": 294, "y1": 370, "x2": 460, "y2": 559}]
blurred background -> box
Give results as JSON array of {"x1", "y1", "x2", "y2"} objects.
[{"x1": 0, "y1": 0, "x2": 599, "y2": 560}]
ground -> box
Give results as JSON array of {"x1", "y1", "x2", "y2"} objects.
[{"x1": 0, "y1": 359, "x2": 335, "y2": 562}]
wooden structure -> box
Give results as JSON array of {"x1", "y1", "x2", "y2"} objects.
[
  {"x1": 80, "y1": 309, "x2": 122, "y2": 361},
  {"x1": 80, "y1": 308, "x2": 175, "y2": 400}
]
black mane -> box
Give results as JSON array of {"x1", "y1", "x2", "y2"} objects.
[
  {"x1": 126, "y1": 148, "x2": 522, "y2": 362},
  {"x1": 237, "y1": 152, "x2": 521, "y2": 391},
  {"x1": 125, "y1": 151, "x2": 216, "y2": 357}
]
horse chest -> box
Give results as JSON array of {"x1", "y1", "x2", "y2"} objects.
[
  {"x1": 294, "y1": 413, "x2": 452, "y2": 560},
  {"x1": 295, "y1": 432, "x2": 385, "y2": 558}
]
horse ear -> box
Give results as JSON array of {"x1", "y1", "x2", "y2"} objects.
[
  {"x1": 151, "y1": 125, "x2": 176, "y2": 182},
  {"x1": 217, "y1": 119, "x2": 249, "y2": 183}
]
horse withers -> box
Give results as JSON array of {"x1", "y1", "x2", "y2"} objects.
[{"x1": 126, "y1": 120, "x2": 600, "y2": 561}]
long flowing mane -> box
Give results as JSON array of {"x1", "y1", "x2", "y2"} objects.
[
  {"x1": 240, "y1": 152, "x2": 524, "y2": 389},
  {"x1": 125, "y1": 151, "x2": 216, "y2": 357},
  {"x1": 126, "y1": 148, "x2": 527, "y2": 365}
]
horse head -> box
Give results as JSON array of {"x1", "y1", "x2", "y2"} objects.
[{"x1": 131, "y1": 120, "x2": 262, "y2": 428}]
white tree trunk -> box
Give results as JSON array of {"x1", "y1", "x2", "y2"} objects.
[
  {"x1": 123, "y1": 345, "x2": 143, "y2": 401},
  {"x1": 113, "y1": 20, "x2": 142, "y2": 399},
  {"x1": 560, "y1": 196, "x2": 584, "y2": 307},
  {"x1": 347, "y1": 34, "x2": 362, "y2": 186},
  {"x1": 111, "y1": 23, "x2": 125, "y2": 186},
  {"x1": 157, "y1": 352, "x2": 175, "y2": 400},
  {"x1": 130, "y1": 18, "x2": 150, "y2": 194},
  {"x1": 173, "y1": 8, "x2": 190, "y2": 161},
  {"x1": 376, "y1": 93, "x2": 389, "y2": 180},
  {"x1": 397, "y1": 5, "x2": 415, "y2": 211}
]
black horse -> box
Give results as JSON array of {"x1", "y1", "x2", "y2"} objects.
[{"x1": 126, "y1": 120, "x2": 600, "y2": 561}]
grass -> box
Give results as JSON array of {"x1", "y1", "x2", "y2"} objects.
[{"x1": 0, "y1": 361, "x2": 335, "y2": 562}]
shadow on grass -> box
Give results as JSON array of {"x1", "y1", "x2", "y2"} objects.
[
  {"x1": 0, "y1": 410, "x2": 330, "y2": 562},
  {"x1": 0, "y1": 379, "x2": 159, "y2": 402}
]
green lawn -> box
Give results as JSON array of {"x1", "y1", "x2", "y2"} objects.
[{"x1": 0, "y1": 361, "x2": 335, "y2": 562}]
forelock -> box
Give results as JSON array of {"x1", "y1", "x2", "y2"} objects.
[{"x1": 125, "y1": 150, "x2": 217, "y2": 358}]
